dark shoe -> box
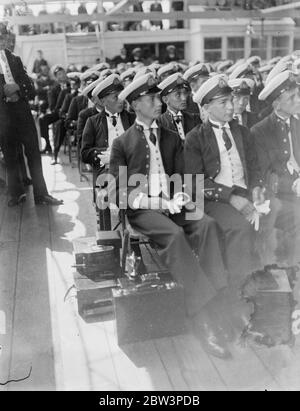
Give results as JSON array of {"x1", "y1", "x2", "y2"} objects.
[
  {"x1": 40, "y1": 147, "x2": 52, "y2": 155},
  {"x1": 51, "y1": 158, "x2": 58, "y2": 165},
  {"x1": 193, "y1": 315, "x2": 232, "y2": 359},
  {"x1": 35, "y1": 194, "x2": 63, "y2": 206},
  {"x1": 8, "y1": 193, "x2": 26, "y2": 207}
]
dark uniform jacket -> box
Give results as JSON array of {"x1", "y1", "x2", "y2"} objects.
[
  {"x1": 81, "y1": 109, "x2": 135, "y2": 166},
  {"x1": 48, "y1": 83, "x2": 61, "y2": 112},
  {"x1": 0, "y1": 48, "x2": 35, "y2": 103},
  {"x1": 251, "y1": 111, "x2": 300, "y2": 198},
  {"x1": 54, "y1": 86, "x2": 70, "y2": 113},
  {"x1": 240, "y1": 111, "x2": 258, "y2": 129},
  {"x1": 158, "y1": 109, "x2": 200, "y2": 140},
  {"x1": 66, "y1": 94, "x2": 88, "y2": 128},
  {"x1": 77, "y1": 106, "x2": 98, "y2": 146},
  {"x1": 60, "y1": 90, "x2": 78, "y2": 119},
  {"x1": 186, "y1": 94, "x2": 200, "y2": 115},
  {"x1": 109, "y1": 123, "x2": 184, "y2": 209},
  {"x1": 185, "y1": 120, "x2": 263, "y2": 203}
]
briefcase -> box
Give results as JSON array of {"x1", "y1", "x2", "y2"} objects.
[
  {"x1": 74, "y1": 270, "x2": 117, "y2": 320},
  {"x1": 113, "y1": 274, "x2": 186, "y2": 345},
  {"x1": 72, "y1": 236, "x2": 120, "y2": 279}
]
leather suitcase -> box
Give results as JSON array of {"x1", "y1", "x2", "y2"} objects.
[
  {"x1": 74, "y1": 271, "x2": 117, "y2": 319},
  {"x1": 72, "y1": 236, "x2": 120, "y2": 279},
  {"x1": 113, "y1": 274, "x2": 186, "y2": 345}
]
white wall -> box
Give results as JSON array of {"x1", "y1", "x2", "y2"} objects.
[{"x1": 15, "y1": 34, "x2": 68, "y2": 73}]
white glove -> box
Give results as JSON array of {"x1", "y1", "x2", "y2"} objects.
[{"x1": 292, "y1": 178, "x2": 300, "y2": 197}]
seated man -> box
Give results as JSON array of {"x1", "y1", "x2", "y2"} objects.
[
  {"x1": 185, "y1": 75, "x2": 266, "y2": 289},
  {"x1": 251, "y1": 70, "x2": 300, "y2": 265},
  {"x1": 39, "y1": 66, "x2": 68, "y2": 154},
  {"x1": 81, "y1": 74, "x2": 135, "y2": 229},
  {"x1": 183, "y1": 63, "x2": 211, "y2": 117},
  {"x1": 158, "y1": 72, "x2": 201, "y2": 143},
  {"x1": 228, "y1": 78, "x2": 258, "y2": 129},
  {"x1": 108, "y1": 73, "x2": 232, "y2": 359}
]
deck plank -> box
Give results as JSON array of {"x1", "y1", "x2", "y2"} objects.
[
  {"x1": 0, "y1": 197, "x2": 22, "y2": 391},
  {"x1": 209, "y1": 341, "x2": 281, "y2": 391},
  {"x1": 7, "y1": 202, "x2": 56, "y2": 390},
  {"x1": 104, "y1": 320, "x2": 173, "y2": 391},
  {"x1": 172, "y1": 332, "x2": 227, "y2": 391}
]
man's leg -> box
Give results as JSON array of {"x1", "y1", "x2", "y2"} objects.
[
  {"x1": 128, "y1": 209, "x2": 231, "y2": 358},
  {"x1": 205, "y1": 201, "x2": 259, "y2": 286},
  {"x1": 177, "y1": 213, "x2": 228, "y2": 292},
  {"x1": 39, "y1": 112, "x2": 58, "y2": 152},
  {"x1": 52, "y1": 119, "x2": 67, "y2": 164},
  {"x1": 13, "y1": 103, "x2": 49, "y2": 199},
  {"x1": 128, "y1": 209, "x2": 218, "y2": 317},
  {"x1": 0, "y1": 134, "x2": 25, "y2": 200}
]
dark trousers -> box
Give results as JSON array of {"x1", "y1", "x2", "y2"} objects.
[
  {"x1": 205, "y1": 201, "x2": 259, "y2": 287},
  {"x1": 2, "y1": 100, "x2": 48, "y2": 198},
  {"x1": 53, "y1": 118, "x2": 67, "y2": 158},
  {"x1": 128, "y1": 209, "x2": 228, "y2": 317},
  {"x1": 275, "y1": 196, "x2": 300, "y2": 265},
  {"x1": 39, "y1": 111, "x2": 59, "y2": 148}
]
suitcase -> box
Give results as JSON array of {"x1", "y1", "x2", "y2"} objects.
[
  {"x1": 72, "y1": 236, "x2": 120, "y2": 279},
  {"x1": 113, "y1": 274, "x2": 186, "y2": 345},
  {"x1": 242, "y1": 265, "x2": 298, "y2": 347},
  {"x1": 74, "y1": 270, "x2": 117, "y2": 319}
]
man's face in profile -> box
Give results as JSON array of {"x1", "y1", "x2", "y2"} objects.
[{"x1": 0, "y1": 35, "x2": 7, "y2": 50}]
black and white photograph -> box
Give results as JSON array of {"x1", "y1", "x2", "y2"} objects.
[{"x1": 0, "y1": 0, "x2": 300, "y2": 393}]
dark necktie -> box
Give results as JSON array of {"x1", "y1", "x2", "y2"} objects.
[
  {"x1": 210, "y1": 121, "x2": 232, "y2": 151},
  {"x1": 149, "y1": 128, "x2": 157, "y2": 146},
  {"x1": 221, "y1": 127, "x2": 233, "y2": 151},
  {"x1": 111, "y1": 115, "x2": 117, "y2": 127}
]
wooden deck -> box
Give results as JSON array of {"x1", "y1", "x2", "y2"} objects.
[{"x1": 1, "y1": 154, "x2": 300, "y2": 391}]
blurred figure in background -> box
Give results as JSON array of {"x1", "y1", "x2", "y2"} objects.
[
  {"x1": 32, "y1": 50, "x2": 49, "y2": 75},
  {"x1": 150, "y1": 0, "x2": 163, "y2": 30}
]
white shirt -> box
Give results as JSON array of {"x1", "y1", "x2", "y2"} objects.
[
  {"x1": 132, "y1": 120, "x2": 169, "y2": 209},
  {"x1": 233, "y1": 113, "x2": 243, "y2": 126},
  {"x1": 105, "y1": 110, "x2": 125, "y2": 148},
  {"x1": 210, "y1": 118, "x2": 247, "y2": 189},
  {"x1": 168, "y1": 109, "x2": 185, "y2": 141}
]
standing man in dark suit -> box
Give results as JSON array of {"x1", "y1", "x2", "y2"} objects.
[
  {"x1": 109, "y1": 73, "x2": 231, "y2": 359},
  {"x1": 0, "y1": 27, "x2": 62, "y2": 206},
  {"x1": 185, "y1": 75, "x2": 266, "y2": 291},
  {"x1": 251, "y1": 70, "x2": 300, "y2": 265},
  {"x1": 81, "y1": 74, "x2": 135, "y2": 229},
  {"x1": 228, "y1": 78, "x2": 258, "y2": 129},
  {"x1": 158, "y1": 72, "x2": 200, "y2": 142},
  {"x1": 39, "y1": 65, "x2": 68, "y2": 154}
]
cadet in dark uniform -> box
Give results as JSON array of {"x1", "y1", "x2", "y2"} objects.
[
  {"x1": 251, "y1": 70, "x2": 300, "y2": 264},
  {"x1": 51, "y1": 72, "x2": 81, "y2": 165},
  {"x1": 81, "y1": 74, "x2": 135, "y2": 229},
  {"x1": 0, "y1": 28, "x2": 62, "y2": 206},
  {"x1": 158, "y1": 72, "x2": 200, "y2": 142},
  {"x1": 109, "y1": 73, "x2": 231, "y2": 359},
  {"x1": 185, "y1": 75, "x2": 266, "y2": 287},
  {"x1": 183, "y1": 63, "x2": 211, "y2": 117},
  {"x1": 228, "y1": 78, "x2": 258, "y2": 129}
]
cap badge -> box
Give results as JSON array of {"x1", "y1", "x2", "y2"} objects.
[
  {"x1": 218, "y1": 78, "x2": 228, "y2": 88},
  {"x1": 147, "y1": 76, "x2": 157, "y2": 87}
]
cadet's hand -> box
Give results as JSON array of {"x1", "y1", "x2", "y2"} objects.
[
  {"x1": 97, "y1": 149, "x2": 111, "y2": 166},
  {"x1": 230, "y1": 194, "x2": 255, "y2": 217},
  {"x1": 292, "y1": 178, "x2": 300, "y2": 197},
  {"x1": 252, "y1": 186, "x2": 266, "y2": 205},
  {"x1": 4, "y1": 83, "x2": 20, "y2": 97}
]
